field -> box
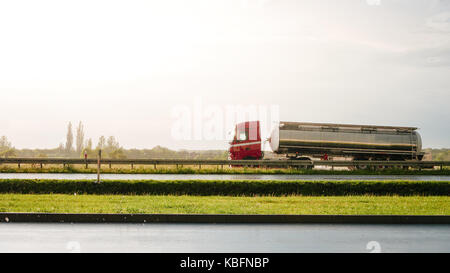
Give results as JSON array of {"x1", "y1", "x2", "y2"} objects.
[{"x1": 0, "y1": 194, "x2": 448, "y2": 215}]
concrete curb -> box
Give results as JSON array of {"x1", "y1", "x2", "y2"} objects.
[{"x1": 0, "y1": 213, "x2": 449, "y2": 224}]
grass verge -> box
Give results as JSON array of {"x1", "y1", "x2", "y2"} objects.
[
  {"x1": 0, "y1": 179, "x2": 448, "y2": 196},
  {"x1": 1, "y1": 165, "x2": 449, "y2": 175},
  {"x1": 0, "y1": 194, "x2": 448, "y2": 215}
]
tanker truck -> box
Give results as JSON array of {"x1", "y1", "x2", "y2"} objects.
[{"x1": 229, "y1": 121, "x2": 424, "y2": 162}]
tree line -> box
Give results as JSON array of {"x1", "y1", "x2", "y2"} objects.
[
  {"x1": 60, "y1": 121, "x2": 126, "y2": 159},
  {"x1": 0, "y1": 122, "x2": 228, "y2": 159}
]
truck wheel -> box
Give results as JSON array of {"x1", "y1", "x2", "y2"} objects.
[{"x1": 243, "y1": 157, "x2": 257, "y2": 168}]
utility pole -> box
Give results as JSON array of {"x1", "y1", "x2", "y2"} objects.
[{"x1": 96, "y1": 149, "x2": 101, "y2": 183}]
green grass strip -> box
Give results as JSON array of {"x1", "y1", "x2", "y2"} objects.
[
  {"x1": 1, "y1": 166, "x2": 449, "y2": 175},
  {"x1": 0, "y1": 179, "x2": 448, "y2": 196},
  {"x1": 0, "y1": 194, "x2": 448, "y2": 215}
]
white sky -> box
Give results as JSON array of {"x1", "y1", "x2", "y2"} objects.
[{"x1": 0, "y1": 0, "x2": 449, "y2": 150}]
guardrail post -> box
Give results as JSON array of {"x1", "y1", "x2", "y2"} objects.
[
  {"x1": 18, "y1": 163, "x2": 20, "y2": 169},
  {"x1": 154, "y1": 164, "x2": 157, "y2": 170},
  {"x1": 199, "y1": 164, "x2": 201, "y2": 170}
]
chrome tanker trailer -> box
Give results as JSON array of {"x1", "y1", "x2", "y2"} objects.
[{"x1": 229, "y1": 121, "x2": 424, "y2": 161}]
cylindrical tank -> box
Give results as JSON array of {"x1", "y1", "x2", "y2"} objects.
[{"x1": 269, "y1": 121, "x2": 423, "y2": 160}]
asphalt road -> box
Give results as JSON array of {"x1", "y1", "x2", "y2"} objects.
[
  {"x1": 0, "y1": 223, "x2": 448, "y2": 253},
  {"x1": 0, "y1": 173, "x2": 449, "y2": 181}
]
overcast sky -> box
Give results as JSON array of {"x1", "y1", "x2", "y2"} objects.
[{"x1": 0, "y1": 0, "x2": 449, "y2": 150}]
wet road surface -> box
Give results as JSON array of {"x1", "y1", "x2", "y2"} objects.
[{"x1": 0, "y1": 223, "x2": 448, "y2": 253}]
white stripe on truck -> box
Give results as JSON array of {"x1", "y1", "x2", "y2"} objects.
[{"x1": 230, "y1": 141, "x2": 261, "y2": 148}]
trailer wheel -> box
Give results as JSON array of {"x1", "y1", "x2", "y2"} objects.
[
  {"x1": 291, "y1": 156, "x2": 313, "y2": 170},
  {"x1": 353, "y1": 158, "x2": 371, "y2": 170}
]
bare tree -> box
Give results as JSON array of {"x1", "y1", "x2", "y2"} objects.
[
  {"x1": 85, "y1": 138, "x2": 93, "y2": 150},
  {"x1": 0, "y1": 136, "x2": 11, "y2": 148},
  {"x1": 97, "y1": 136, "x2": 106, "y2": 150},
  {"x1": 0, "y1": 136, "x2": 15, "y2": 158},
  {"x1": 65, "y1": 122, "x2": 73, "y2": 153},
  {"x1": 106, "y1": 136, "x2": 119, "y2": 150},
  {"x1": 76, "y1": 121, "x2": 85, "y2": 154},
  {"x1": 58, "y1": 143, "x2": 65, "y2": 154}
]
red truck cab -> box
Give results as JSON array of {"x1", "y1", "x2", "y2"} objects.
[{"x1": 229, "y1": 121, "x2": 263, "y2": 160}]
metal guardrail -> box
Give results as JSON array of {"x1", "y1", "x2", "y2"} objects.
[{"x1": 0, "y1": 157, "x2": 449, "y2": 168}]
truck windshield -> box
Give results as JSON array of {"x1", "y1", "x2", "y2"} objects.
[{"x1": 236, "y1": 128, "x2": 248, "y2": 141}]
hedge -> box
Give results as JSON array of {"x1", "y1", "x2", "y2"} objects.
[{"x1": 0, "y1": 179, "x2": 448, "y2": 196}]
